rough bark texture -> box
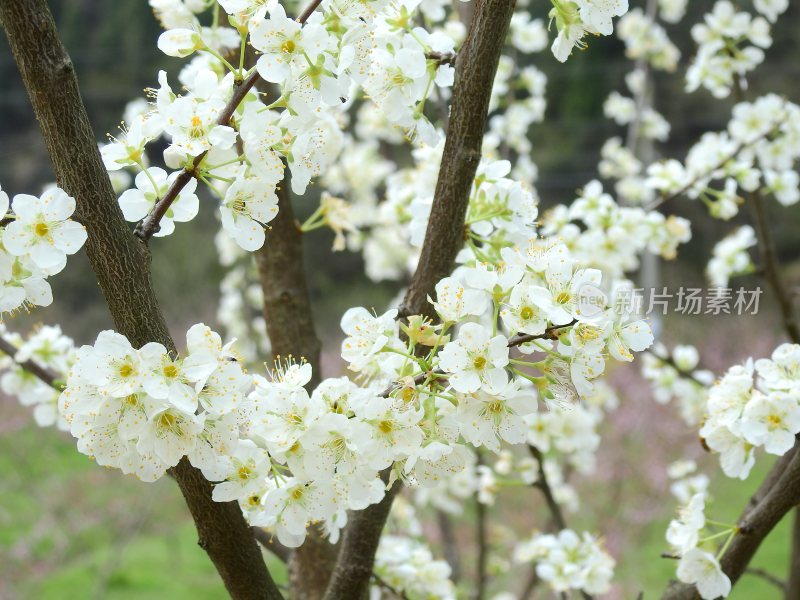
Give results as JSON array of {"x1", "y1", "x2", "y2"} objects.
[
  {"x1": 323, "y1": 1, "x2": 516, "y2": 599},
  {"x1": 399, "y1": 0, "x2": 517, "y2": 320},
  {"x1": 0, "y1": 2, "x2": 281, "y2": 598},
  {"x1": 323, "y1": 480, "x2": 401, "y2": 600},
  {"x1": 255, "y1": 174, "x2": 322, "y2": 389},
  {"x1": 663, "y1": 446, "x2": 800, "y2": 599},
  {"x1": 255, "y1": 171, "x2": 337, "y2": 599}
]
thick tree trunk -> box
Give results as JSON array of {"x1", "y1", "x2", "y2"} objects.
[
  {"x1": 255, "y1": 171, "x2": 338, "y2": 599},
  {"x1": 0, "y1": 2, "x2": 281, "y2": 598},
  {"x1": 254, "y1": 174, "x2": 322, "y2": 389},
  {"x1": 399, "y1": 0, "x2": 517, "y2": 320},
  {"x1": 323, "y1": 1, "x2": 517, "y2": 598}
]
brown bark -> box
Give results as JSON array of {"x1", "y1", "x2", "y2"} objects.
[
  {"x1": 663, "y1": 447, "x2": 800, "y2": 600},
  {"x1": 254, "y1": 174, "x2": 322, "y2": 389},
  {"x1": 399, "y1": 0, "x2": 517, "y2": 320},
  {"x1": 323, "y1": 479, "x2": 401, "y2": 600},
  {"x1": 323, "y1": 1, "x2": 516, "y2": 598},
  {"x1": 255, "y1": 171, "x2": 337, "y2": 599},
  {"x1": 0, "y1": 2, "x2": 281, "y2": 598},
  {"x1": 0, "y1": 335, "x2": 61, "y2": 388}
]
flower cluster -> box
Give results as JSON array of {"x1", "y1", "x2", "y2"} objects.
[
  {"x1": 616, "y1": 8, "x2": 681, "y2": 72},
  {"x1": 666, "y1": 492, "x2": 733, "y2": 600},
  {"x1": 647, "y1": 95, "x2": 800, "y2": 221},
  {"x1": 58, "y1": 325, "x2": 247, "y2": 482},
  {"x1": 700, "y1": 343, "x2": 800, "y2": 480},
  {"x1": 50, "y1": 201, "x2": 657, "y2": 546},
  {"x1": 0, "y1": 324, "x2": 74, "y2": 429},
  {"x1": 686, "y1": 1, "x2": 773, "y2": 98},
  {"x1": 667, "y1": 459, "x2": 710, "y2": 505},
  {"x1": 0, "y1": 185, "x2": 87, "y2": 315},
  {"x1": 642, "y1": 343, "x2": 713, "y2": 426},
  {"x1": 103, "y1": 0, "x2": 468, "y2": 249},
  {"x1": 706, "y1": 225, "x2": 756, "y2": 288},
  {"x1": 658, "y1": 0, "x2": 688, "y2": 24},
  {"x1": 604, "y1": 78, "x2": 670, "y2": 142},
  {"x1": 373, "y1": 535, "x2": 456, "y2": 600},
  {"x1": 514, "y1": 529, "x2": 615, "y2": 595},
  {"x1": 548, "y1": 0, "x2": 630, "y2": 62}
]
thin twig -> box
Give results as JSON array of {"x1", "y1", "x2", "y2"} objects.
[
  {"x1": 436, "y1": 510, "x2": 461, "y2": 583},
  {"x1": 747, "y1": 189, "x2": 800, "y2": 343},
  {"x1": 528, "y1": 446, "x2": 566, "y2": 531},
  {"x1": 528, "y1": 445, "x2": 594, "y2": 600},
  {"x1": 252, "y1": 527, "x2": 291, "y2": 563},
  {"x1": 380, "y1": 320, "x2": 577, "y2": 398},
  {"x1": 0, "y1": 334, "x2": 61, "y2": 389},
  {"x1": 645, "y1": 350, "x2": 711, "y2": 387},
  {"x1": 743, "y1": 567, "x2": 786, "y2": 592},
  {"x1": 427, "y1": 50, "x2": 456, "y2": 67},
  {"x1": 518, "y1": 569, "x2": 540, "y2": 600},
  {"x1": 136, "y1": 0, "x2": 324, "y2": 241},
  {"x1": 507, "y1": 319, "x2": 577, "y2": 347},
  {"x1": 645, "y1": 124, "x2": 782, "y2": 213},
  {"x1": 371, "y1": 571, "x2": 411, "y2": 600}
]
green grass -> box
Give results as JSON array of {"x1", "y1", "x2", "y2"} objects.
[{"x1": 0, "y1": 416, "x2": 286, "y2": 599}]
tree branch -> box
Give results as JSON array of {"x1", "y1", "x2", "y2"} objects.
[
  {"x1": 787, "y1": 513, "x2": 800, "y2": 599},
  {"x1": 254, "y1": 174, "x2": 322, "y2": 389},
  {"x1": 663, "y1": 444, "x2": 800, "y2": 599},
  {"x1": 745, "y1": 188, "x2": 800, "y2": 600},
  {"x1": 646, "y1": 350, "x2": 710, "y2": 387},
  {"x1": 0, "y1": 334, "x2": 61, "y2": 389},
  {"x1": 253, "y1": 527, "x2": 292, "y2": 563},
  {"x1": 747, "y1": 190, "x2": 800, "y2": 344},
  {"x1": 0, "y1": 2, "x2": 282, "y2": 597},
  {"x1": 371, "y1": 572, "x2": 411, "y2": 600},
  {"x1": 744, "y1": 567, "x2": 786, "y2": 593},
  {"x1": 398, "y1": 0, "x2": 517, "y2": 320},
  {"x1": 437, "y1": 510, "x2": 462, "y2": 583},
  {"x1": 528, "y1": 446, "x2": 594, "y2": 600},
  {"x1": 323, "y1": 475, "x2": 401, "y2": 600},
  {"x1": 136, "y1": 0, "x2": 324, "y2": 241},
  {"x1": 656, "y1": 186, "x2": 800, "y2": 599},
  {"x1": 246, "y1": 49, "x2": 334, "y2": 591},
  {"x1": 645, "y1": 124, "x2": 781, "y2": 213},
  {"x1": 528, "y1": 446, "x2": 567, "y2": 531},
  {"x1": 321, "y1": 7, "x2": 520, "y2": 592}
]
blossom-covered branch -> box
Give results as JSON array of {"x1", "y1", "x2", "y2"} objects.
[
  {"x1": 135, "y1": 0, "x2": 324, "y2": 241},
  {"x1": 646, "y1": 120, "x2": 784, "y2": 213},
  {"x1": 0, "y1": 333, "x2": 61, "y2": 390},
  {"x1": 323, "y1": 1, "x2": 518, "y2": 598}
]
